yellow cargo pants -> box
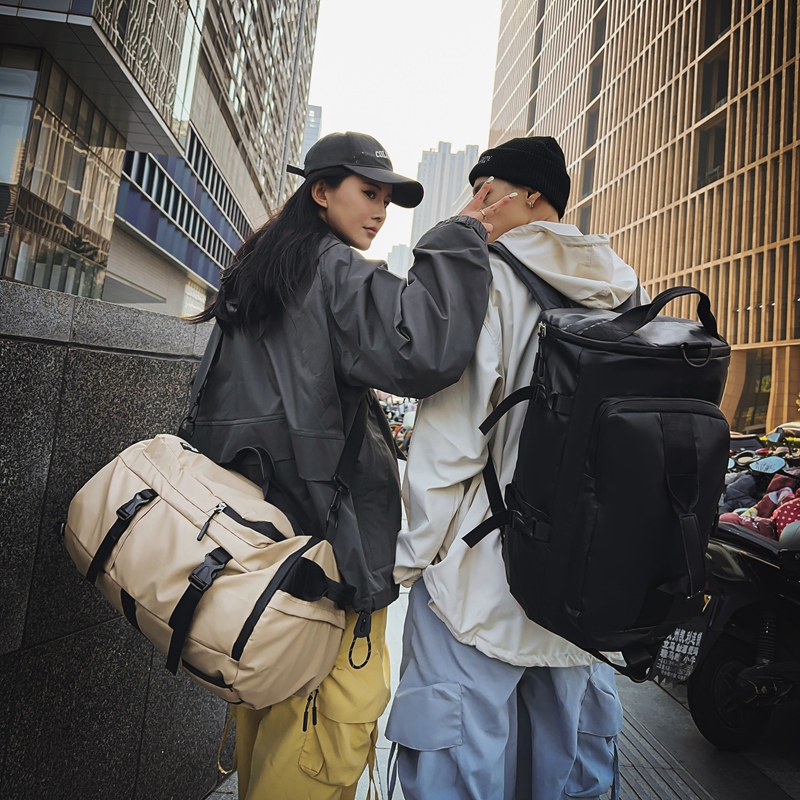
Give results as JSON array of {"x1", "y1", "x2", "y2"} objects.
[{"x1": 231, "y1": 606, "x2": 390, "y2": 800}]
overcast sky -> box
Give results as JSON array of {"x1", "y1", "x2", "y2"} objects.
[{"x1": 307, "y1": 0, "x2": 502, "y2": 263}]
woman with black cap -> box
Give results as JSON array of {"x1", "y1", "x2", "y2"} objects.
[
  {"x1": 188, "y1": 131, "x2": 515, "y2": 800},
  {"x1": 389, "y1": 136, "x2": 642, "y2": 799}
]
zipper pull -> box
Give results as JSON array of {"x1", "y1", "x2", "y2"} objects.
[
  {"x1": 311, "y1": 688, "x2": 319, "y2": 726},
  {"x1": 302, "y1": 692, "x2": 313, "y2": 732},
  {"x1": 198, "y1": 502, "x2": 227, "y2": 541},
  {"x1": 538, "y1": 321, "x2": 547, "y2": 338}
]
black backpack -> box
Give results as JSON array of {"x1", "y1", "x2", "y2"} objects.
[{"x1": 465, "y1": 243, "x2": 731, "y2": 681}]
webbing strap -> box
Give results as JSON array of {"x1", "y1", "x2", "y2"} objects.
[
  {"x1": 166, "y1": 547, "x2": 232, "y2": 674},
  {"x1": 120, "y1": 590, "x2": 140, "y2": 632},
  {"x1": 462, "y1": 511, "x2": 511, "y2": 548},
  {"x1": 586, "y1": 643, "x2": 653, "y2": 683},
  {"x1": 85, "y1": 489, "x2": 158, "y2": 585},
  {"x1": 326, "y1": 397, "x2": 369, "y2": 534},
  {"x1": 387, "y1": 741, "x2": 399, "y2": 800},
  {"x1": 479, "y1": 386, "x2": 533, "y2": 435},
  {"x1": 483, "y1": 453, "x2": 506, "y2": 516},
  {"x1": 180, "y1": 324, "x2": 223, "y2": 437},
  {"x1": 489, "y1": 242, "x2": 575, "y2": 311},
  {"x1": 661, "y1": 413, "x2": 705, "y2": 598}
]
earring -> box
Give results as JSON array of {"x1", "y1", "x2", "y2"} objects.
[{"x1": 527, "y1": 201, "x2": 534, "y2": 208}]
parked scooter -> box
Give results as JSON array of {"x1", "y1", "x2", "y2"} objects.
[{"x1": 653, "y1": 507, "x2": 800, "y2": 750}]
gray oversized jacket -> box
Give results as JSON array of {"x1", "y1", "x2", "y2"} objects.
[{"x1": 186, "y1": 215, "x2": 490, "y2": 613}]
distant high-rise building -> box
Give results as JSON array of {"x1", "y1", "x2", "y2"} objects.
[
  {"x1": 387, "y1": 244, "x2": 413, "y2": 277},
  {"x1": 489, "y1": 0, "x2": 800, "y2": 431},
  {"x1": 0, "y1": 0, "x2": 320, "y2": 316},
  {"x1": 410, "y1": 142, "x2": 480, "y2": 247},
  {"x1": 302, "y1": 105, "x2": 322, "y2": 164}
]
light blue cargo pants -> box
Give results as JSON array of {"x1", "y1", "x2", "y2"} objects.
[{"x1": 385, "y1": 581, "x2": 622, "y2": 800}]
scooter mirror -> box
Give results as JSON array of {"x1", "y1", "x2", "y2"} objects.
[
  {"x1": 750, "y1": 456, "x2": 787, "y2": 474},
  {"x1": 765, "y1": 432, "x2": 783, "y2": 444}
]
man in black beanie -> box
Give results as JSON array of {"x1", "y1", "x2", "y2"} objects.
[{"x1": 388, "y1": 136, "x2": 644, "y2": 799}]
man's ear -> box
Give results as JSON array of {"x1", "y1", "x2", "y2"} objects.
[
  {"x1": 311, "y1": 180, "x2": 329, "y2": 209},
  {"x1": 526, "y1": 190, "x2": 542, "y2": 209}
]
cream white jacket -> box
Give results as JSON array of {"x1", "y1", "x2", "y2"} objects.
[{"x1": 395, "y1": 221, "x2": 643, "y2": 667}]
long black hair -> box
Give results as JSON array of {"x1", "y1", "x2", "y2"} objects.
[{"x1": 192, "y1": 167, "x2": 350, "y2": 331}]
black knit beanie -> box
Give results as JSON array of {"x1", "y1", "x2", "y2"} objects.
[{"x1": 468, "y1": 136, "x2": 571, "y2": 218}]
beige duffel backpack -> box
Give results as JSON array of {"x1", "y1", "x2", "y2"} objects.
[{"x1": 63, "y1": 432, "x2": 354, "y2": 710}]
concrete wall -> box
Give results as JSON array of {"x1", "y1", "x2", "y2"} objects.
[{"x1": 0, "y1": 281, "x2": 232, "y2": 799}]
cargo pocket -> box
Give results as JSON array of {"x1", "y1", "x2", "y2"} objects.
[
  {"x1": 385, "y1": 682, "x2": 463, "y2": 751},
  {"x1": 298, "y1": 712, "x2": 376, "y2": 787},
  {"x1": 565, "y1": 667, "x2": 622, "y2": 798}
]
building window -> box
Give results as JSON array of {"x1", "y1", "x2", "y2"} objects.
[
  {"x1": 697, "y1": 120, "x2": 726, "y2": 188},
  {"x1": 589, "y1": 58, "x2": 604, "y2": 101},
  {"x1": 582, "y1": 155, "x2": 596, "y2": 199},
  {"x1": 732, "y1": 348, "x2": 772, "y2": 433},
  {"x1": 585, "y1": 104, "x2": 600, "y2": 149},
  {"x1": 182, "y1": 279, "x2": 208, "y2": 317},
  {"x1": 592, "y1": 10, "x2": 607, "y2": 55},
  {"x1": 700, "y1": 53, "x2": 729, "y2": 117},
  {"x1": 703, "y1": 0, "x2": 732, "y2": 50},
  {"x1": 579, "y1": 203, "x2": 592, "y2": 233},
  {"x1": 0, "y1": 96, "x2": 33, "y2": 185}
]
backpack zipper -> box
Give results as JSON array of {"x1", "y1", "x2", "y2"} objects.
[
  {"x1": 198, "y1": 503, "x2": 227, "y2": 541},
  {"x1": 197, "y1": 502, "x2": 287, "y2": 543}
]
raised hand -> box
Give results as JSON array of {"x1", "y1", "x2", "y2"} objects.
[{"x1": 458, "y1": 177, "x2": 517, "y2": 235}]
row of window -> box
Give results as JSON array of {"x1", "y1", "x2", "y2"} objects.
[
  {"x1": 185, "y1": 127, "x2": 252, "y2": 241},
  {"x1": 3, "y1": 224, "x2": 105, "y2": 299},
  {"x1": 124, "y1": 151, "x2": 235, "y2": 270}
]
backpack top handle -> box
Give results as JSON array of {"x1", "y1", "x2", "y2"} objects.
[{"x1": 582, "y1": 286, "x2": 721, "y2": 343}]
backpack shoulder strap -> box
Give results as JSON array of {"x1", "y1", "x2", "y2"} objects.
[
  {"x1": 180, "y1": 323, "x2": 223, "y2": 437},
  {"x1": 489, "y1": 241, "x2": 573, "y2": 311}
]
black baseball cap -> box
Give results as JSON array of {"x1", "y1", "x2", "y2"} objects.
[{"x1": 287, "y1": 131, "x2": 424, "y2": 208}]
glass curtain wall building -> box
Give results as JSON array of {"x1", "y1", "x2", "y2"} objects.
[
  {"x1": 0, "y1": 0, "x2": 320, "y2": 315},
  {"x1": 0, "y1": 0, "x2": 190, "y2": 298},
  {"x1": 488, "y1": 0, "x2": 799, "y2": 431}
]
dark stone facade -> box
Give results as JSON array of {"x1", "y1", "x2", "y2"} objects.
[{"x1": 0, "y1": 281, "x2": 228, "y2": 799}]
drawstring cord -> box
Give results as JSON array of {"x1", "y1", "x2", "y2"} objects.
[
  {"x1": 302, "y1": 688, "x2": 319, "y2": 732},
  {"x1": 349, "y1": 610, "x2": 373, "y2": 669},
  {"x1": 216, "y1": 707, "x2": 236, "y2": 776}
]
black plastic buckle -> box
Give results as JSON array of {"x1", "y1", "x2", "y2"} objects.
[
  {"x1": 116, "y1": 489, "x2": 157, "y2": 522},
  {"x1": 332, "y1": 474, "x2": 350, "y2": 495},
  {"x1": 509, "y1": 510, "x2": 533, "y2": 537},
  {"x1": 188, "y1": 552, "x2": 227, "y2": 592}
]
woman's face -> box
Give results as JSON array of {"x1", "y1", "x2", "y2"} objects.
[{"x1": 313, "y1": 174, "x2": 392, "y2": 250}]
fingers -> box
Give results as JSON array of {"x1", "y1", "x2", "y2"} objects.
[
  {"x1": 482, "y1": 192, "x2": 518, "y2": 217},
  {"x1": 459, "y1": 176, "x2": 495, "y2": 215}
]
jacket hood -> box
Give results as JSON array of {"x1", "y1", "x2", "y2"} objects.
[{"x1": 496, "y1": 221, "x2": 639, "y2": 309}]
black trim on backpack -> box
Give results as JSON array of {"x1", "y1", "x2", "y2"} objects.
[
  {"x1": 85, "y1": 489, "x2": 159, "y2": 585},
  {"x1": 120, "y1": 589, "x2": 140, "y2": 632},
  {"x1": 167, "y1": 547, "x2": 232, "y2": 674}
]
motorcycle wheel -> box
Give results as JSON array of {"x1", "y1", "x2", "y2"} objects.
[{"x1": 686, "y1": 634, "x2": 772, "y2": 751}]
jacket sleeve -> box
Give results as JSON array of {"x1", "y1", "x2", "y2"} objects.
[
  {"x1": 394, "y1": 313, "x2": 504, "y2": 586},
  {"x1": 320, "y1": 215, "x2": 491, "y2": 398}
]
